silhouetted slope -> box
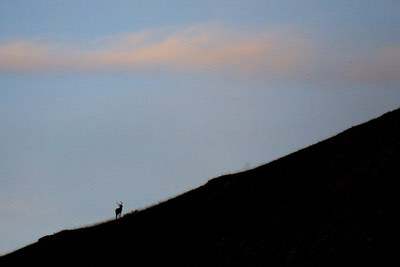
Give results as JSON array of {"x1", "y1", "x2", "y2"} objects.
[{"x1": 2, "y1": 108, "x2": 399, "y2": 266}]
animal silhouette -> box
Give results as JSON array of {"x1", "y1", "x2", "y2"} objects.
[{"x1": 115, "y1": 201, "x2": 123, "y2": 219}]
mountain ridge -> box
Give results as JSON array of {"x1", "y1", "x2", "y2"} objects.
[{"x1": 1, "y1": 107, "x2": 399, "y2": 266}]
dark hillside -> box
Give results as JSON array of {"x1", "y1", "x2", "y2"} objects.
[{"x1": 2, "y1": 108, "x2": 399, "y2": 266}]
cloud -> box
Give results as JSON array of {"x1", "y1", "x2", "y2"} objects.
[
  {"x1": 0, "y1": 41, "x2": 52, "y2": 71},
  {"x1": 1, "y1": 24, "x2": 399, "y2": 86},
  {"x1": 346, "y1": 46, "x2": 400, "y2": 84},
  {"x1": 0, "y1": 25, "x2": 310, "y2": 77}
]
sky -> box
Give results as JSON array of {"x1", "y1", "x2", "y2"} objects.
[{"x1": 1, "y1": 0, "x2": 400, "y2": 254}]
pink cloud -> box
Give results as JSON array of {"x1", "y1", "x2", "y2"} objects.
[
  {"x1": 0, "y1": 41, "x2": 52, "y2": 71},
  {"x1": 346, "y1": 46, "x2": 400, "y2": 83},
  {"x1": 1, "y1": 24, "x2": 398, "y2": 86},
  {"x1": 0, "y1": 25, "x2": 310, "y2": 76}
]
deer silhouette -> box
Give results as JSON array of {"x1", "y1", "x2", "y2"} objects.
[{"x1": 115, "y1": 201, "x2": 123, "y2": 219}]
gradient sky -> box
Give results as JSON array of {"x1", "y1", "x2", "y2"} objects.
[{"x1": 1, "y1": 0, "x2": 400, "y2": 254}]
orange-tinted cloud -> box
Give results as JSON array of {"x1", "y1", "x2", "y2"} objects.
[
  {"x1": 346, "y1": 46, "x2": 400, "y2": 84},
  {"x1": 0, "y1": 25, "x2": 310, "y2": 76},
  {"x1": 0, "y1": 41, "x2": 52, "y2": 71},
  {"x1": 1, "y1": 24, "x2": 399, "y2": 86}
]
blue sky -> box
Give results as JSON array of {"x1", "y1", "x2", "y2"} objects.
[{"x1": 1, "y1": 0, "x2": 400, "y2": 254}]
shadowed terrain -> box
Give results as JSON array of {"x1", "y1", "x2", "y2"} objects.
[{"x1": 1, "y1": 108, "x2": 399, "y2": 266}]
